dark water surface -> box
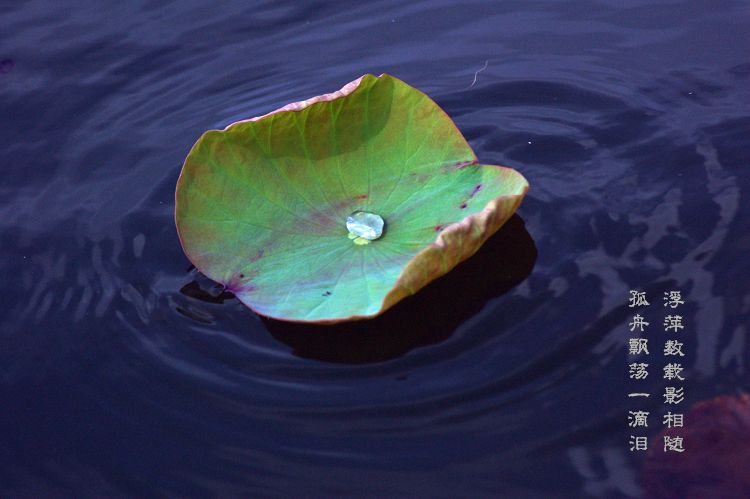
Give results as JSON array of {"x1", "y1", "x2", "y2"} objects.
[{"x1": 2, "y1": 1, "x2": 749, "y2": 497}]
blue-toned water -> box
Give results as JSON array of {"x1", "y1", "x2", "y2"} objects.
[{"x1": 2, "y1": 1, "x2": 749, "y2": 497}]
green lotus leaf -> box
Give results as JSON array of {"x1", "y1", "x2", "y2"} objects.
[{"x1": 175, "y1": 74, "x2": 529, "y2": 324}]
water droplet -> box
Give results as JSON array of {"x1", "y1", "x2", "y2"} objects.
[{"x1": 346, "y1": 211, "x2": 384, "y2": 241}]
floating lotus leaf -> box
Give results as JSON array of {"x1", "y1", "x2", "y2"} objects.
[{"x1": 175, "y1": 74, "x2": 529, "y2": 323}]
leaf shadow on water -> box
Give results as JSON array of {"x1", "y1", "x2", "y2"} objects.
[{"x1": 263, "y1": 215, "x2": 537, "y2": 364}]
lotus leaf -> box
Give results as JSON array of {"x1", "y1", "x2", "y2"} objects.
[{"x1": 175, "y1": 74, "x2": 529, "y2": 323}]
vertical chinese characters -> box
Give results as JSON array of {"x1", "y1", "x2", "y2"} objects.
[
  {"x1": 662, "y1": 290, "x2": 686, "y2": 453},
  {"x1": 628, "y1": 290, "x2": 651, "y2": 452}
]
